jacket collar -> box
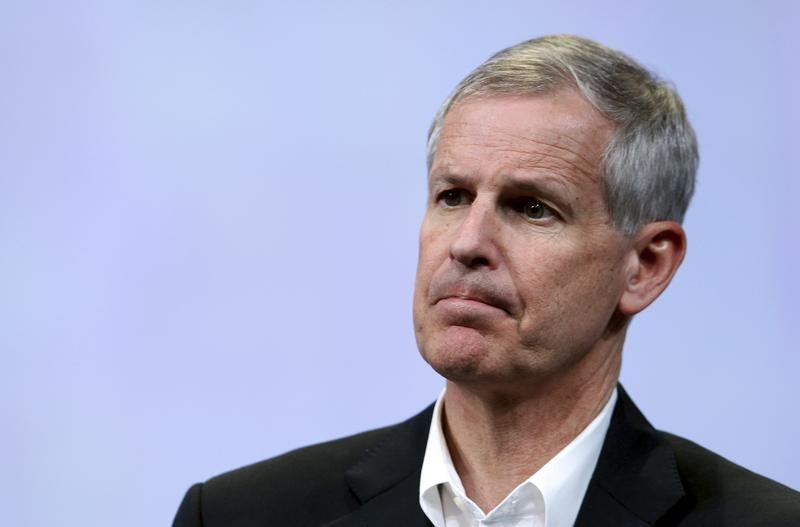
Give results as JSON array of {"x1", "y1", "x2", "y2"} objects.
[{"x1": 327, "y1": 385, "x2": 687, "y2": 527}]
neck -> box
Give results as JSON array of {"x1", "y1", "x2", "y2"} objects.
[{"x1": 441, "y1": 336, "x2": 622, "y2": 512}]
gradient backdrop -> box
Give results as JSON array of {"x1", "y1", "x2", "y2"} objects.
[{"x1": 2, "y1": 2, "x2": 798, "y2": 526}]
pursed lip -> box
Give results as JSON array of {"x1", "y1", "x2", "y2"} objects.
[{"x1": 434, "y1": 291, "x2": 511, "y2": 315}]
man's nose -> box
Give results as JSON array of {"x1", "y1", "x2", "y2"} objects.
[{"x1": 449, "y1": 201, "x2": 500, "y2": 269}]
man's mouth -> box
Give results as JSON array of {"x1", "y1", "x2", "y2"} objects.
[{"x1": 435, "y1": 290, "x2": 511, "y2": 315}]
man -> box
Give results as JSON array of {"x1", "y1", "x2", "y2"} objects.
[{"x1": 173, "y1": 35, "x2": 800, "y2": 526}]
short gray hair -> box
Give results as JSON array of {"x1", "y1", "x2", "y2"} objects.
[{"x1": 426, "y1": 35, "x2": 698, "y2": 235}]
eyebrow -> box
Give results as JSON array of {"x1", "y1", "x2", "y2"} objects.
[{"x1": 427, "y1": 171, "x2": 472, "y2": 190}]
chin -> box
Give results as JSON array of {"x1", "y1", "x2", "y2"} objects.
[{"x1": 418, "y1": 325, "x2": 505, "y2": 382}]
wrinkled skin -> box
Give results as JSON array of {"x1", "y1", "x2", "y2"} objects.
[{"x1": 413, "y1": 92, "x2": 635, "y2": 395}]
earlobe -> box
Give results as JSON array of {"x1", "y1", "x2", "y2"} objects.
[{"x1": 618, "y1": 221, "x2": 686, "y2": 316}]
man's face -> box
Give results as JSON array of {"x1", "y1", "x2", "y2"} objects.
[{"x1": 413, "y1": 91, "x2": 634, "y2": 390}]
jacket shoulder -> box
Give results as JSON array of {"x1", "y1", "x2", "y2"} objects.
[
  {"x1": 216, "y1": 423, "x2": 394, "y2": 487},
  {"x1": 200, "y1": 425, "x2": 393, "y2": 525},
  {"x1": 175, "y1": 405, "x2": 434, "y2": 527},
  {"x1": 663, "y1": 432, "x2": 800, "y2": 525}
]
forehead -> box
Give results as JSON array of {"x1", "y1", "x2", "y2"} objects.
[{"x1": 431, "y1": 92, "x2": 613, "y2": 186}]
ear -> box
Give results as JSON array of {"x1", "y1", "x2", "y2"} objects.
[{"x1": 618, "y1": 221, "x2": 686, "y2": 317}]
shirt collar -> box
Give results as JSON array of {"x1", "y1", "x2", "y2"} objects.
[{"x1": 419, "y1": 387, "x2": 618, "y2": 527}]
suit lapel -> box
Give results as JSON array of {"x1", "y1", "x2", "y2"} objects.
[
  {"x1": 574, "y1": 386, "x2": 688, "y2": 526},
  {"x1": 322, "y1": 405, "x2": 434, "y2": 527},
  {"x1": 322, "y1": 469, "x2": 431, "y2": 527}
]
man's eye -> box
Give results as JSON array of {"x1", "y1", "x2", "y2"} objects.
[
  {"x1": 511, "y1": 198, "x2": 555, "y2": 220},
  {"x1": 437, "y1": 189, "x2": 468, "y2": 207}
]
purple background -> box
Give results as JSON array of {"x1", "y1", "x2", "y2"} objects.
[{"x1": 2, "y1": 2, "x2": 798, "y2": 525}]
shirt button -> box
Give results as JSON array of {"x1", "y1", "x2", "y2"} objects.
[{"x1": 452, "y1": 495, "x2": 467, "y2": 511}]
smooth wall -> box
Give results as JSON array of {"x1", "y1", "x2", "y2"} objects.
[{"x1": 2, "y1": 2, "x2": 798, "y2": 526}]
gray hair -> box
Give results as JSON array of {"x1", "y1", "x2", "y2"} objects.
[{"x1": 426, "y1": 35, "x2": 698, "y2": 235}]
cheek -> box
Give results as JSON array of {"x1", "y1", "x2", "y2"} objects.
[
  {"x1": 414, "y1": 229, "x2": 441, "y2": 307},
  {"x1": 513, "y1": 242, "x2": 624, "y2": 329},
  {"x1": 565, "y1": 253, "x2": 627, "y2": 326},
  {"x1": 416, "y1": 222, "x2": 448, "y2": 279}
]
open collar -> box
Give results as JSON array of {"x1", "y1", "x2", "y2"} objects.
[
  {"x1": 326, "y1": 385, "x2": 687, "y2": 527},
  {"x1": 420, "y1": 388, "x2": 618, "y2": 527}
]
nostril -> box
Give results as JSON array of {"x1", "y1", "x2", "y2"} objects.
[
  {"x1": 470, "y1": 256, "x2": 491, "y2": 268},
  {"x1": 456, "y1": 255, "x2": 491, "y2": 269}
]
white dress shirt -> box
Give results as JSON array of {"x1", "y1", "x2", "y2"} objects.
[{"x1": 419, "y1": 388, "x2": 617, "y2": 527}]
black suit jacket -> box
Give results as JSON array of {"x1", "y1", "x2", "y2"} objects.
[{"x1": 173, "y1": 387, "x2": 800, "y2": 526}]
